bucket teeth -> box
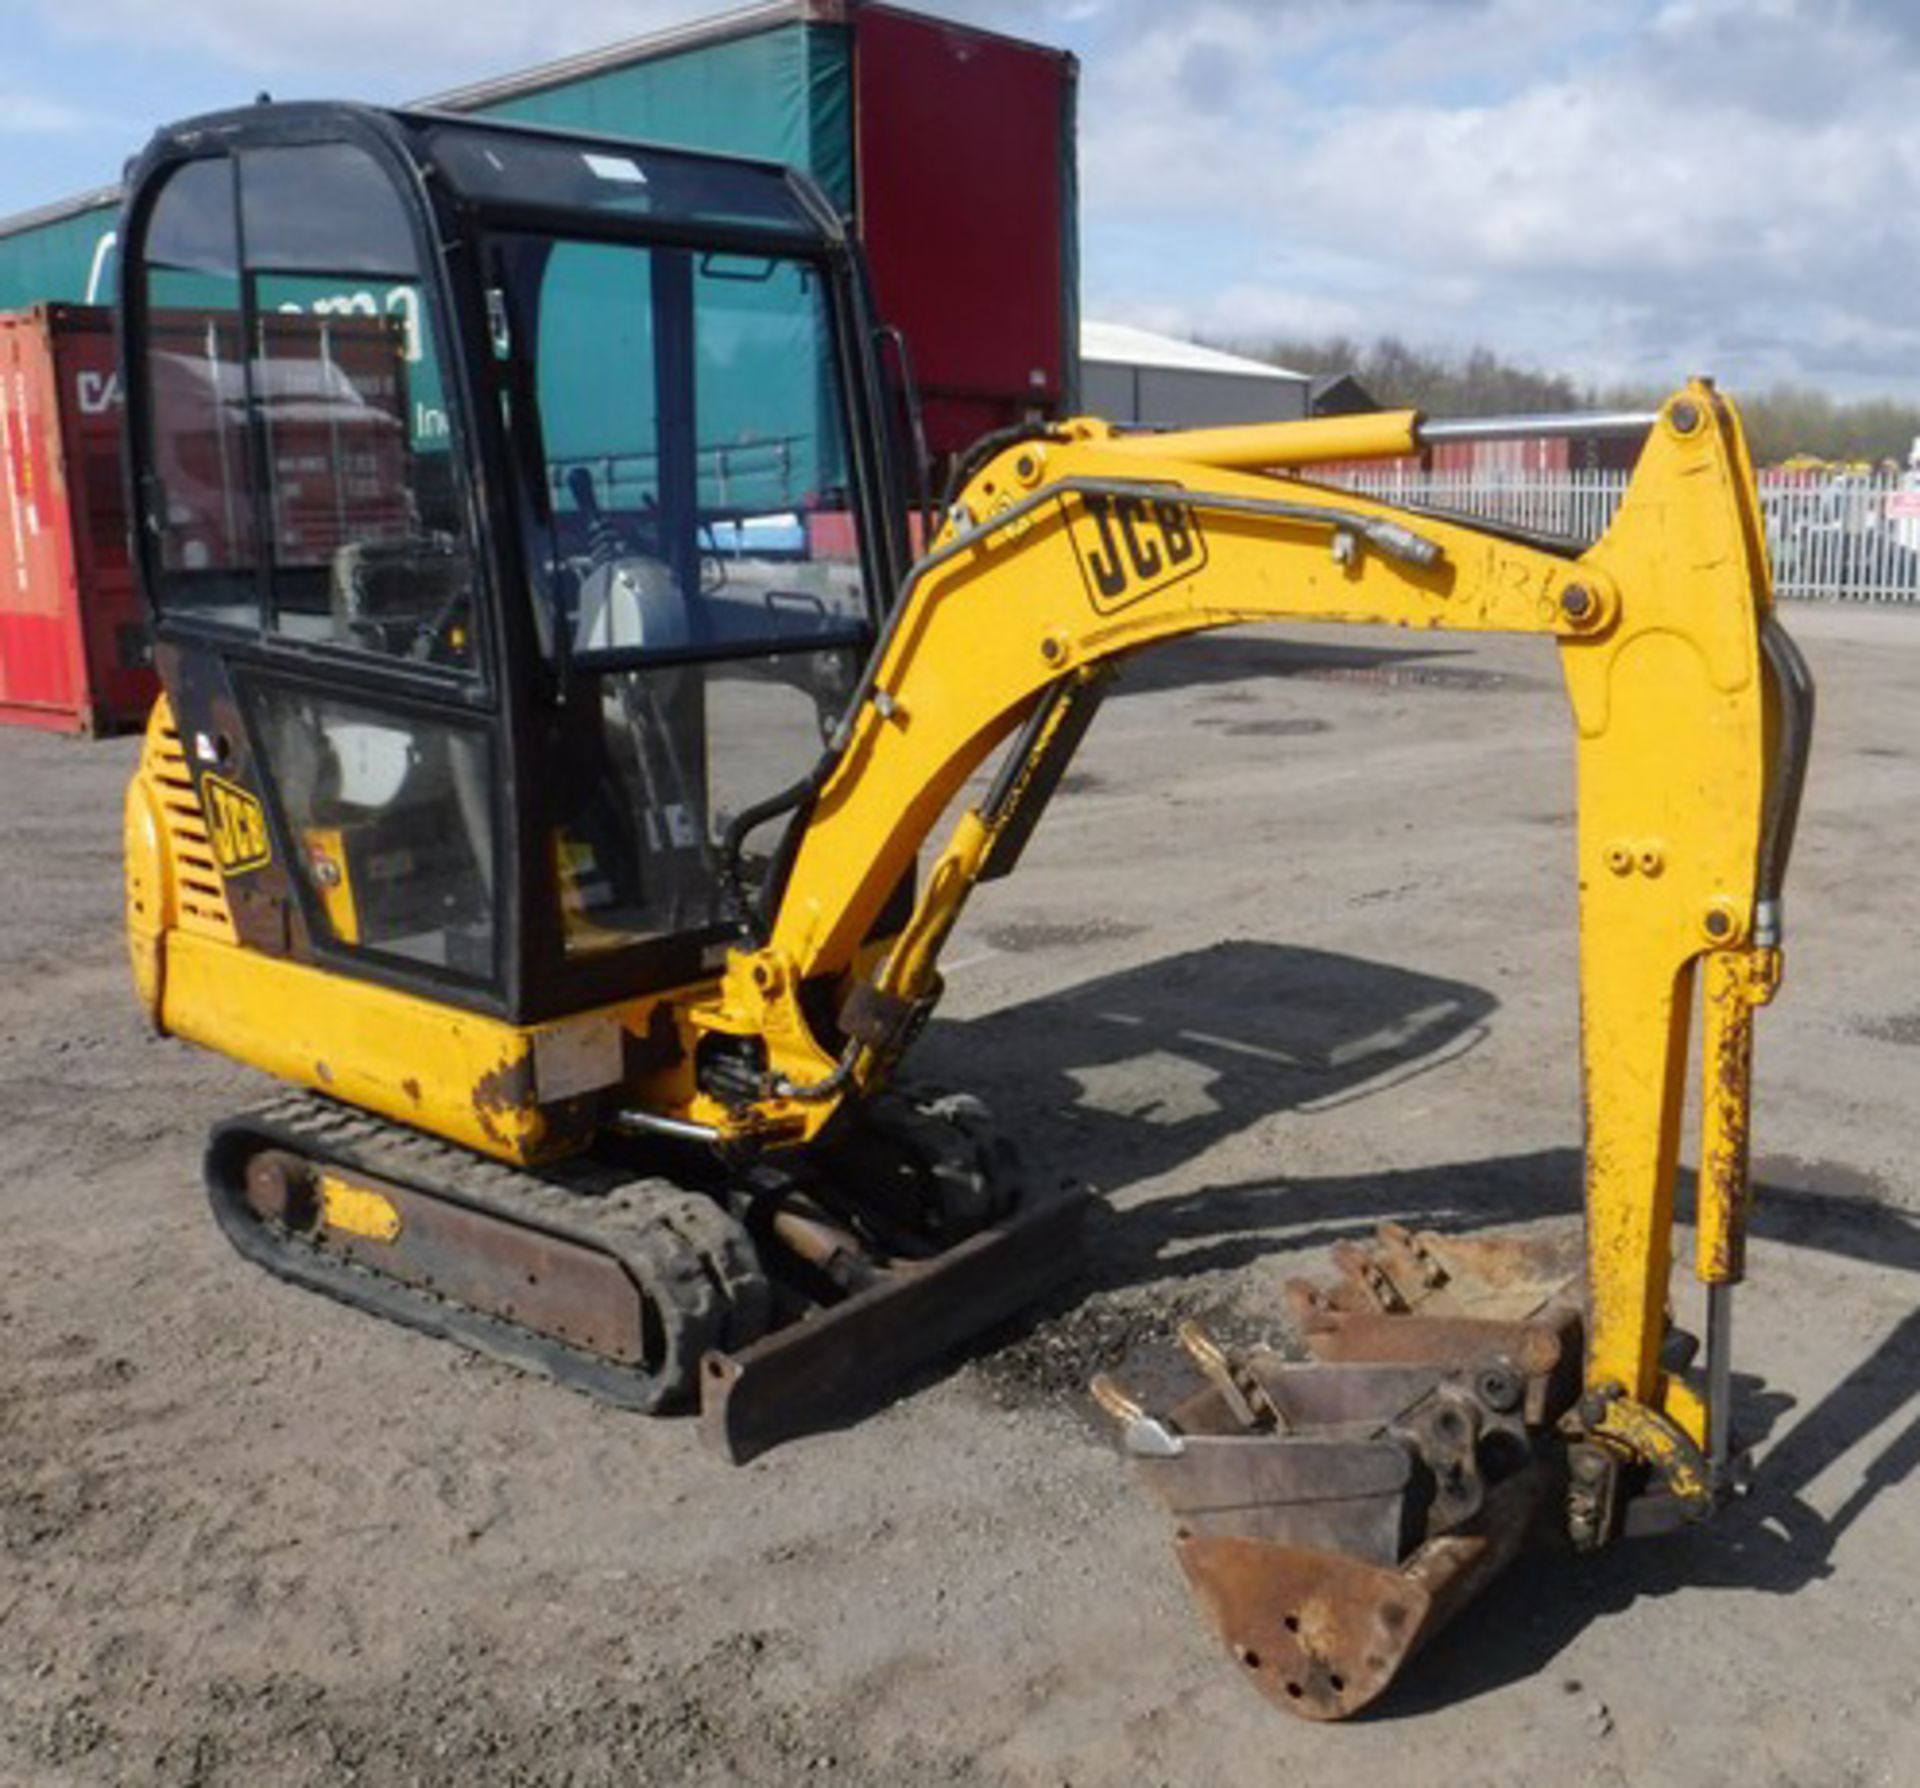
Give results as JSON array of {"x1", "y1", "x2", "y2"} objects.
[
  {"x1": 1176, "y1": 1319, "x2": 1283, "y2": 1431},
  {"x1": 1099, "y1": 1223, "x2": 1587, "y2": 1719}
]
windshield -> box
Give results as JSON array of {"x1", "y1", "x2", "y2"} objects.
[
  {"x1": 490, "y1": 231, "x2": 874, "y2": 956},
  {"x1": 491, "y1": 233, "x2": 869, "y2": 665}
]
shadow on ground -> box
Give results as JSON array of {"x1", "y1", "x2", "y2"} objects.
[
  {"x1": 913, "y1": 940, "x2": 1920, "y2": 1714},
  {"x1": 914, "y1": 936, "x2": 1498, "y2": 1198}
]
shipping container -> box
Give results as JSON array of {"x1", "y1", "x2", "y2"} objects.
[
  {"x1": 435, "y1": 1, "x2": 1080, "y2": 456},
  {"x1": 0, "y1": 305, "x2": 154, "y2": 734},
  {"x1": 0, "y1": 2, "x2": 1079, "y2": 463}
]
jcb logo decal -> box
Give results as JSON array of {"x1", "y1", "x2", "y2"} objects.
[
  {"x1": 1069, "y1": 492, "x2": 1207, "y2": 614},
  {"x1": 202, "y1": 774, "x2": 272, "y2": 875}
]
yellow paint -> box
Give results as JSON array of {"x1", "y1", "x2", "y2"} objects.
[
  {"x1": 157, "y1": 927, "x2": 689, "y2": 1166},
  {"x1": 1102, "y1": 408, "x2": 1422, "y2": 470},
  {"x1": 124, "y1": 699, "x2": 238, "y2": 1025},
  {"x1": 1695, "y1": 948, "x2": 1778, "y2": 1286},
  {"x1": 1595, "y1": 1393, "x2": 1713, "y2": 1510},
  {"x1": 318, "y1": 1173, "x2": 402, "y2": 1242},
  {"x1": 703, "y1": 381, "x2": 1793, "y2": 1471},
  {"x1": 1562, "y1": 392, "x2": 1777, "y2": 1414},
  {"x1": 303, "y1": 827, "x2": 361, "y2": 945}
]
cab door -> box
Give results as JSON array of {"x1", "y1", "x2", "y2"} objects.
[{"x1": 125, "y1": 128, "x2": 516, "y2": 1012}]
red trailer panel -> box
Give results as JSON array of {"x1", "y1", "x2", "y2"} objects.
[
  {"x1": 0, "y1": 303, "x2": 419, "y2": 736},
  {"x1": 853, "y1": 5, "x2": 1076, "y2": 454},
  {"x1": 0, "y1": 305, "x2": 152, "y2": 735}
]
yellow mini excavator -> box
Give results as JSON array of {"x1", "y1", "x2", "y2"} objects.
[{"x1": 119, "y1": 103, "x2": 1811, "y2": 1716}]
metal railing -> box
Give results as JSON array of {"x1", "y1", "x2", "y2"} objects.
[{"x1": 1322, "y1": 466, "x2": 1920, "y2": 604}]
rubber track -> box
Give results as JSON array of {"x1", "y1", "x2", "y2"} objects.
[{"x1": 205, "y1": 1090, "x2": 769, "y2": 1413}]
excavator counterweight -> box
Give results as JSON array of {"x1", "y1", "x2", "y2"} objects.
[{"x1": 117, "y1": 102, "x2": 1809, "y2": 1717}]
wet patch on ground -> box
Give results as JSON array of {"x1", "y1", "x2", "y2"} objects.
[
  {"x1": 1055, "y1": 770, "x2": 1106, "y2": 796},
  {"x1": 1212, "y1": 717, "x2": 1333, "y2": 740},
  {"x1": 982, "y1": 917, "x2": 1146, "y2": 954},
  {"x1": 1853, "y1": 1008, "x2": 1920, "y2": 1047}
]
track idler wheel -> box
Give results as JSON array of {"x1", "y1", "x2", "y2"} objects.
[
  {"x1": 1095, "y1": 1225, "x2": 1585, "y2": 1720},
  {"x1": 807, "y1": 1088, "x2": 1020, "y2": 1254}
]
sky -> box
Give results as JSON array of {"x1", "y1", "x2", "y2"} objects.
[{"x1": 3, "y1": 0, "x2": 1915, "y2": 398}]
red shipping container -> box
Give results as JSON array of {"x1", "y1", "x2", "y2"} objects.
[
  {"x1": 436, "y1": 0, "x2": 1080, "y2": 465},
  {"x1": 0, "y1": 304, "x2": 154, "y2": 734},
  {"x1": 852, "y1": 6, "x2": 1076, "y2": 454}
]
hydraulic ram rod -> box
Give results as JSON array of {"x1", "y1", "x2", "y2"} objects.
[{"x1": 1417, "y1": 410, "x2": 1658, "y2": 443}]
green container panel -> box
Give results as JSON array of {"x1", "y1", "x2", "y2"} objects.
[
  {"x1": 0, "y1": 201, "x2": 119, "y2": 311},
  {"x1": 479, "y1": 22, "x2": 854, "y2": 214}
]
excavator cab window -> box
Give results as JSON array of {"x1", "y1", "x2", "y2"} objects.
[
  {"x1": 129, "y1": 131, "x2": 500, "y2": 986},
  {"x1": 487, "y1": 228, "x2": 870, "y2": 951},
  {"x1": 136, "y1": 140, "x2": 478, "y2": 672}
]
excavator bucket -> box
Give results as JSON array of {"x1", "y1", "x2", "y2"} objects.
[{"x1": 1096, "y1": 1225, "x2": 1586, "y2": 1720}]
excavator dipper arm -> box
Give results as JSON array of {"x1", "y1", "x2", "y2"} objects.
[{"x1": 684, "y1": 383, "x2": 1811, "y2": 1711}]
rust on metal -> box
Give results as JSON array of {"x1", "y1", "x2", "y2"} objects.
[
  {"x1": 1696, "y1": 949, "x2": 1759, "y2": 1285},
  {"x1": 238, "y1": 1148, "x2": 651, "y2": 1363},
  {"x1": 1101, "y1": 1223, "x2": 1587, "y2": 1720},
  {"x1": 470, "y1": 1053, "x2": 537, "y2": 1148},
  {"x1": 1174, "y1": 1468, "x2": 1549, "y2": 1720},
  {"x1": 701, "y1": 1178, "x2": 1089, "y2": 1463}
]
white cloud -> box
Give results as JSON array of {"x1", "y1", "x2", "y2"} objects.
[
  {"x1": 0, "y1": 91, "x2": 97, "y2": 134},
  {"x1": 29, "y1": 0, "x2": 1920, "y2": 394},
  {"x1": 1052, "y1": 0, "x2": 1920, "y2": 395},
  {"x1": 38, "y1": 0, "x2": 698, "y2": 76}
]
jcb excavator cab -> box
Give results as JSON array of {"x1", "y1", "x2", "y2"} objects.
[{"x1": 121, "y1": 102, "x2": 911, "y2": 1025}]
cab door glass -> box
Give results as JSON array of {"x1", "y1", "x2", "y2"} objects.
[
  {"x1": 492, "y1": 232, "x2": 874, "y2": 956},
  {"x1": 239, "y1": 144, "x2": 478, "y2": 673},
  {"x1": 249, "y1": 682, "x2": 497, "y2": 979},
  {"x1": 137, "y1": 156, "x2": 261, "y2": 626},
  {"x1": 495, "y1": 234, "x2": 869, "y2": 664}
]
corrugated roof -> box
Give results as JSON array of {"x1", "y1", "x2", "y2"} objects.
[
  {"x1": 1081, "y1": 321, "x2": 1307, "y2": 382},
  {"x1": 426, "y1": 0, "x2": 1073, "y2": 112},
  {"x1": 0, "y1": 185, "x2": 120, "y2": 244}
]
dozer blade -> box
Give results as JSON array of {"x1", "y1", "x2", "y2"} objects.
[
  {"x1": 1097, "y1": 1224, "x2": 1585, "y2": 1720},
  {"x1": 700, "y1": 1176, "x2": 1089, "y2": 1464}
]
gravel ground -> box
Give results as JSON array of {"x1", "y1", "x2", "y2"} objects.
[{"x1": 2, "y1": 603, "x2": 1917, "y2": 1787}]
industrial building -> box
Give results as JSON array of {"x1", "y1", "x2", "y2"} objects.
[{"x1": 1079, "y1": 321, "x2": 1310, "y2": 428}]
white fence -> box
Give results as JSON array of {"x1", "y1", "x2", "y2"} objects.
[{"x1": 1326, "y1": 467, "x2": 1920, "y2": 604}]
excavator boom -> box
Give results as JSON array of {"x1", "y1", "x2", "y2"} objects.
[{"x1": 688, "y1": 384, "x2": 1810, "y2": 1710}]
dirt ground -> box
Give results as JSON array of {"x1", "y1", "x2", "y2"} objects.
[{"x1": 3, "y1": 602, "x2": 1918, "y2": 1787}]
